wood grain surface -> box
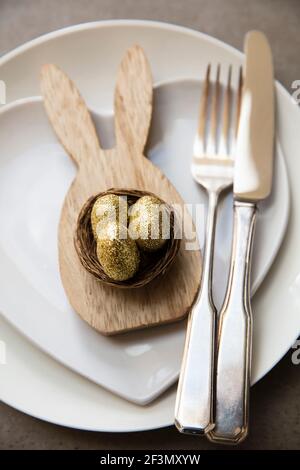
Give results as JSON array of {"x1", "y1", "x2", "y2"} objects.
[{"x1": 40, "y1": 45, "x2": 201, "y2": 335}]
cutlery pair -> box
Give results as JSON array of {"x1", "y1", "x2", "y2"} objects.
[{"x1": 175, "y1": 31, "x2": 274, "y2": 444}]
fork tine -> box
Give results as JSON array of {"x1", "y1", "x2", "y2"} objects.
[
  {"x1": 207, "y1": 64, "x2": 221, "y2": 154},
  {"x1": 196, "y1": 64, "x2": 211, "y2": 153},
  {"x1": 219, "y1": 65, "x2": 232, "y2": 155},
  {"x1": 194, "y1": 63, "x2": 242, "y2": 160},
  {"x1": 235, "y1": 66, "x2": 243, "y2": 136}
]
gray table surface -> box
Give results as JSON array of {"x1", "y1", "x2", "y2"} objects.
[{"x1": 0, "y1": 0, "x2": 299, "y2": 451}]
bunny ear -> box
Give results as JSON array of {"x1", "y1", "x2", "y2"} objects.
[
  {"x1": 114, "y1": 45, "x2": 153, "y2": 154},
  {"x1": 40, "y1": 64, "x2": 102, "y2": 168}
]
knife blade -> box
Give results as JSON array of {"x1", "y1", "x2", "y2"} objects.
[{"x1": 234, "y1": 30, "x2": 274, "y2": 200}]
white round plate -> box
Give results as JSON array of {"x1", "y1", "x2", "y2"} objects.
[{"x1": 0, "y1": 20, "x2": 299, "y2": 432}]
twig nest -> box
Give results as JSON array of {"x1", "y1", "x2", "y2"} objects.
[
  {"x1": 74, "y1": 188, "x2": 181, "y2": 288},
  {"x1": 129, "y1": 195, "x2": 169, "y2": 251},
  {"x1": 96, "y1": 222, "x2": 140, "y2": 281}
]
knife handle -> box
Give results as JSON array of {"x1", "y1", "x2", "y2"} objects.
[
  {"x1": 208, "y1": 201, "x2": 257, "y2": 444},
  {"x1": 174, "y1": 191, "x2": 218, "y2": 434}
]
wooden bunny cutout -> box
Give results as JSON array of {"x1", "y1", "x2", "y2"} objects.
[{"x1": 40, "y1": 45, "x2": 201, "y2": 335}]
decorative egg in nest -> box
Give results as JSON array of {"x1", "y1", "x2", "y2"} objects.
[
  {"x1": 90, "y1": 194, "x2": 128, "y2": 237},
  {"x1": 96, "y1": 222, "x2": 140, "y2": 281},
  {"x1": 128, "y1": 195, "x2": 171, "y2": 252},
  {"x1": 74, "y1": 188, "x2": 181, "y2": 288}
]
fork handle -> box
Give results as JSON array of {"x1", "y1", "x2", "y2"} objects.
[
  {"x1": 208, "y1": 201, "x2": 257, "y2": 444},
  {"x1": 175, "y1": 191, "x2": 218, "y2": 434}
]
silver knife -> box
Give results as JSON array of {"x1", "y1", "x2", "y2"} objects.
[{"x1": 208, "y1": 31, "x2": 274, "y2": 444}]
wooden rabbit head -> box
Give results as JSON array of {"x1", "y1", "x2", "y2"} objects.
[{"x1": 40, "y1": 45, "x2": 201, "y2": 335}]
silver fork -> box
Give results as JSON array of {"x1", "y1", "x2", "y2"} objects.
[{"x1": 175, "y1": 64, "x2": 242, "y2": 434}]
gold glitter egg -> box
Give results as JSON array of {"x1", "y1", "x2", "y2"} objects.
[
  {"x1": 96, "y1": 222, "x2": 140, "y2": 281},
  {"x1": 128, "y1": 195, "x2": 170, "y2": 252},
  {"x1": 91, "y1": 194, "x2": 128, "y2": 237}
]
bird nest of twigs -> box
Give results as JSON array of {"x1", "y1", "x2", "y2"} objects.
[{"x1": 74, "y1": 188, "x2": 181, "y2": 288}]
